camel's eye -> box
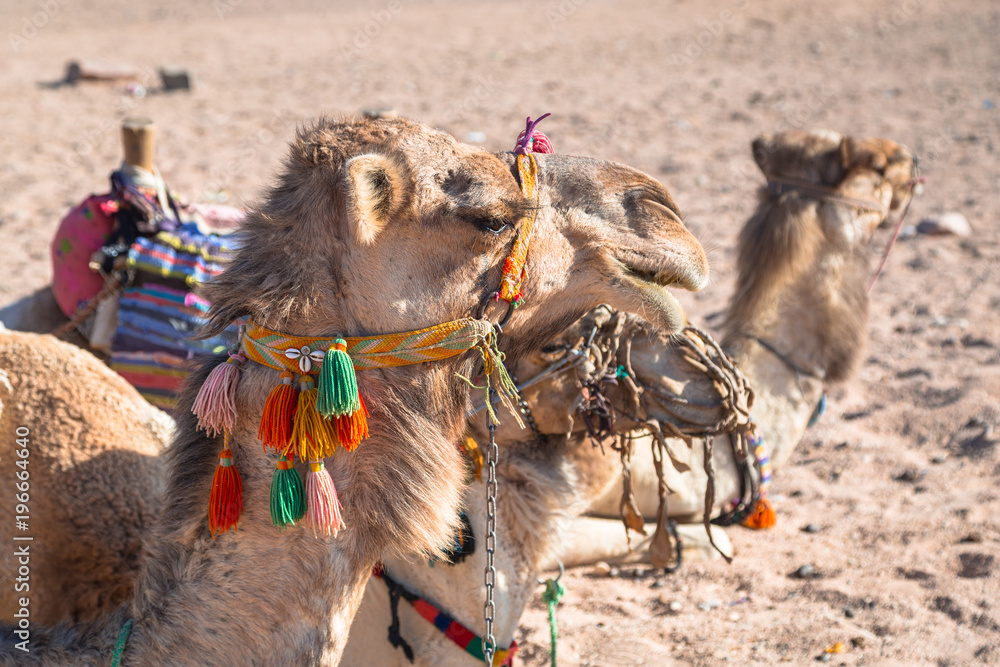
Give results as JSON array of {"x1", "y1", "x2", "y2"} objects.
[
  {"x1": 540, "y1": 342, "x2": 570, "y2": 356},
  {"x1": 473, "y1": 216, "x2": 513, "y2": 235},
  {"x1": 455, "y1": 205, "x2": 515, "y2": 236}
]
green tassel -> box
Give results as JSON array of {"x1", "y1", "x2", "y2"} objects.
[
  {"x1": 316, "y1": 338, "x2": 360, "y2": 418},
  {"x1": 270, "y1": 454, "x2": 305, "y2": 529}
]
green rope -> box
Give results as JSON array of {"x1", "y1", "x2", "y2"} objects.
[
  {"x1": 111, "y1": 618, "x2": 133, "y2": 667},
  {"x1": 541, "y1": 578, "x2": 566, "y2": 667}
]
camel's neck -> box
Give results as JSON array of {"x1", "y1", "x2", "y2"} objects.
[
  {"x1": 130, "y1": 356, "x2": 473, "y2": 664},
  {"x1": 126, "y1": 510, "x2": 372, "y2": 665},
  {"x1": 721, "y1": 216, "x2": 870, "y2": 468},
  {"x1": 343, "y1": 438, "x2": 577, "y2": 666}
]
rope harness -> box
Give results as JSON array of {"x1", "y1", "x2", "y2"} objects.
[
  {"x1": 610, "y1": 321, "x2": 759, "y2": 563},
  {"x1": 470, "y1": 308, "x2": 761, "y2": 570},
  {"x1": 375, "y1": 566, "x2": 518, "y2": 666},
  {"x1": 540, "y1": 562, "x2": 566, "y2": 667},
  {"x1": 110, "y1": 618, "x2": 132, "y2": 667},
  {"x1": 766, "y1": 176, "x2": 890, "y2": 216},
  {"x1": 766, "y1": 159, "x2": 924, "y2": 294}
]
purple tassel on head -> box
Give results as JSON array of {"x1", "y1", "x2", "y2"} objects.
[
  {"x1": 192, "y1": 352, "x2": 245, "y2": 436},
  {"x1": 513, "y1": 113, "x2": 553, "y2": 155}
]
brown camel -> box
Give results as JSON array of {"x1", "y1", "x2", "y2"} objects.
[
  {"x1": 0, "y1": 115, "x2": 707, "y2": 665},
  {"x1": 342, "y1": 128, "x2": 917, "y2": 666},
  {"x1": 0, "y1": 328, "x2": 173, "y2": 626},
  {"x1": 580, "y1": 128, "x2": 917, "y2": 528}
]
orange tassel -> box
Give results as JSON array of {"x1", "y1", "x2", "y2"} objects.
[
  {"x1": 208, "y1": 441, "x2": 243, "y2": 538},
  {"x1": 335, "y1": 395, "x2": 369, "y2": 451},
  {"x1": 259, "y1": 371, "x2": 298, "y2": 452},
  {"x1": 743, "y1": 496, "x2": 777, "y2": 529}
]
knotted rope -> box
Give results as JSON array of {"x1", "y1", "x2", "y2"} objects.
[
  {"x1": 616, "y1": 323, "x2": 756, "y2": 564},
  {"x1": 509, "y1": 308, "x2": 758, "y2": 567},
  {"x1": 541, "y1": 574, "x2": 566, "y2": 667}
]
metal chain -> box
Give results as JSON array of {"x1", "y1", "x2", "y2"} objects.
[
  {"x1": 482, "y1": 386, "x2": 499, "y2": 665},
  {"x1": 510, "y1": 373, "x2": 542, "y2": 441}
]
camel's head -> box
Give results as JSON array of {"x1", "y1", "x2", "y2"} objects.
[
  {"x1": 204, "y1": 116, "x2": 707, "y2": 353},
  {"x1": 728, "y1": 129, "x2": 917, "y2": 382},
  {"x1": 752, "y1": 129, "x2": 917, "y2": 243}
]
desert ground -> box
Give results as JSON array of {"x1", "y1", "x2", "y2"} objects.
[{"x1": 0, "y1": 0, "x2": 997, "y2": 665}]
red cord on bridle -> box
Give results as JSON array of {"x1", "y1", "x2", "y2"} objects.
[{"x1": 867, "y1": 174, "x2": 926, "y2": 293}]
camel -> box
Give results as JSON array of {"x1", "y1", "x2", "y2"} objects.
[
  {"x1": 340, "y1": 128, "x2": 917, "y2": 666},
  {"x1": 0, "y1": 115, "x2": 708, "y2": 665},
  {"x1": 0, "y1": 328, "x2": 173, "y2": 626},
  {"x1": 575, "y1": 128, "x2": 917, "y2": 530}
]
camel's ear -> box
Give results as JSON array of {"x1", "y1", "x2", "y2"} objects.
[
  {"x1": 840, "y1": 137, "x2": 889, "y2": 175},
  {"x1": 342, "y1": 153, "x2": 411, "y2": 246},
  {"x1": 751, "y1": 133, "x2": 774, "y2": 175}
]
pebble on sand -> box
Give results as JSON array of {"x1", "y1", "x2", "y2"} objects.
[
  {"x1": 793, "y1": 564, "x2": 815, "y2": 579},
  {"x1": 916, "y1": 212, "x2": 972, "y2": 237},
  {"x1": 362, "y1": 108, "x2": 398, "y2": 119}
]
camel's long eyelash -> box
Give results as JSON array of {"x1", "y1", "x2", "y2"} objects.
[
  {"x1": 474, "y1": 217, "x2": 513, "y2": 234},
  {"x1": 455, "y1": 205, "x2": 514, "y2": 234}
]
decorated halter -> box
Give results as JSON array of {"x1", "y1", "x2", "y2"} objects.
[
  {"x1": 191, "y1": 115, "x2": 554, "y2": 540},
  {"x1": 497, "y1": 113, "x2": 551, "y2": 307}
]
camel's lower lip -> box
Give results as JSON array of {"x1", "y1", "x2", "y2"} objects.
[{"x1": 620, "y1": 272, "x2": 684, "y2": 306}]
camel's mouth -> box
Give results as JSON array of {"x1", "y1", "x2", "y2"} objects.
[
  {"x1": 622, "y1": 264, "x2": 680, "y2": 288},
  {"x1": 614, "y1": 247, "x2": 707, "y2": 292},
  {"x1": 609, "y1": 255, "x2": 690, "y2": 334}
]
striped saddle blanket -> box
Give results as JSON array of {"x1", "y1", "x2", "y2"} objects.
[
  {"x1": 52, "y1": 166, "x2": 244, "y2": 412},
  {"x1": 109, "y1": 226, "x2": 240, "y2": 410}
]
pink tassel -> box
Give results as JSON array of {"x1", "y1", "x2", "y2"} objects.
[
  {"x1": 305, "y1": 460, "x2": 345, "y2": 538},
  {"x1": 192, "y1": 353, "x2": 244, "y2": 436}
]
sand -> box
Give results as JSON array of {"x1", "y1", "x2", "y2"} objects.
[{"x1": 0, "y1": 0, "x2": 997, "y2": 664}]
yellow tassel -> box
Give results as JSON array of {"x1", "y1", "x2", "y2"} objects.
[{"x1": 290, "y1": 377, "x2": 338, "y2": 461}]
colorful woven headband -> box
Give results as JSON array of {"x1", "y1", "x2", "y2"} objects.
[{"x1": 192, "y1": 317, "x2": 519, "y2": 538}]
